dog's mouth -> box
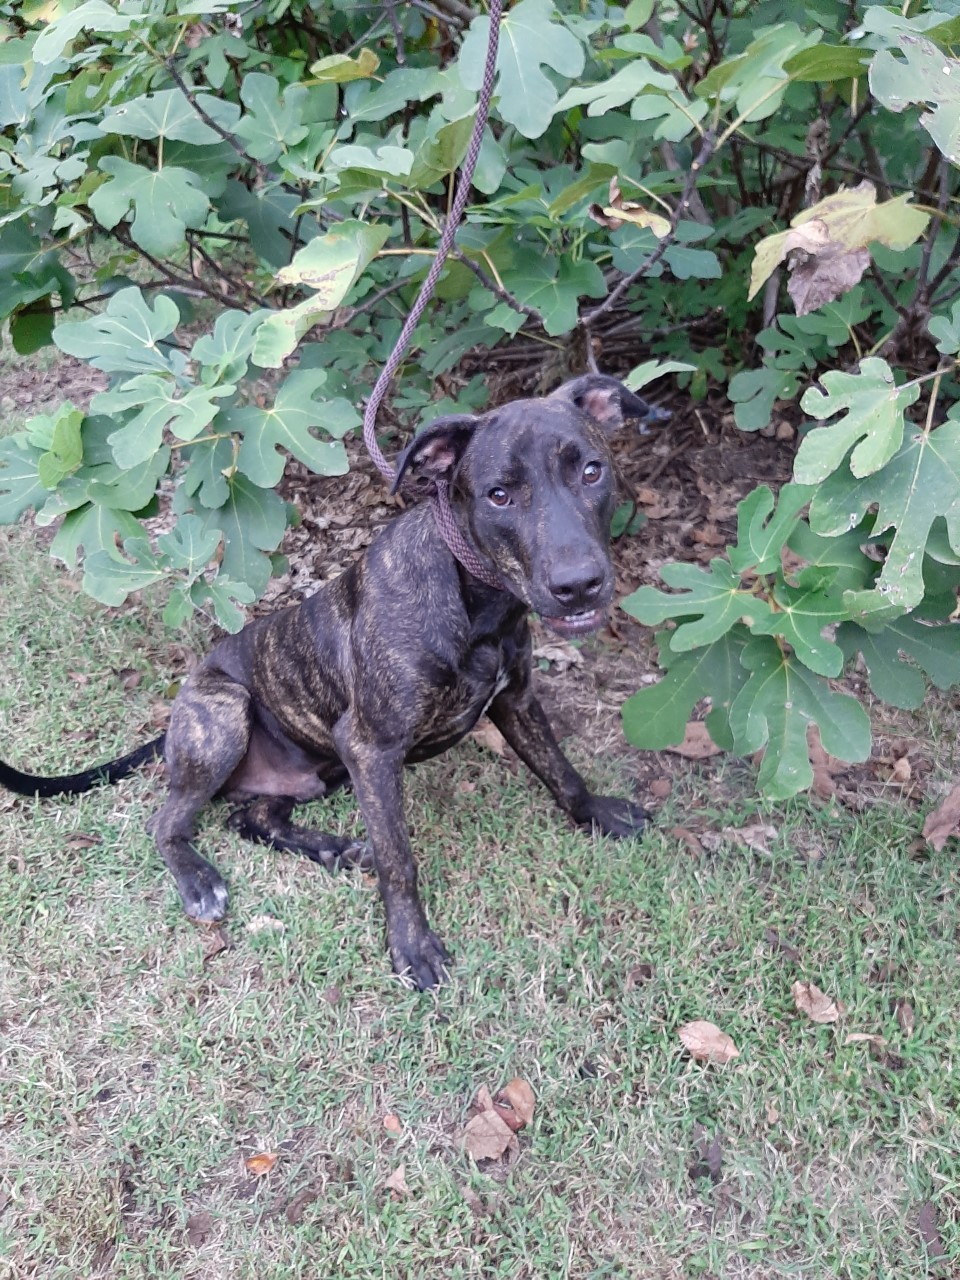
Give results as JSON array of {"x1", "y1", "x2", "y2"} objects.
[{"x1": 540, "y1": 606, "x2": 607, "y2": 637}]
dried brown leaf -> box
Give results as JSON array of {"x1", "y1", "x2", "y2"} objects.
[
  {"x1": 678, "y1": 1020, "x2": 740, "y2": 1065},
  {"x1": 724, "y1": 822, "x2": 778, "y2": 854},
  {"x1": 922, "y1": 782, "x2": 960, "y2": 851},
  {"x1": 894, "y1": 999, "x2": 916, "y2": 1037},
  {"x1": 845, "y1": 1032, "x2": 886, "y2": 1047},
  {"x1": 792, "y1": 980, "x2": 843, "y2": 1024},
  {"x1": 383, "y1": 1112, "x2": 402, "y2": 1134},
  {"x1": 384, "y1": 1164, "x2": 409, "y2": 1197},
  {"x1": 689, "y1": 1124, "x2": 723, "y2": 1183},
  {"x1": 649, "y1": 778, "x2": 672, "y2": 799},
  {"x1": 462, "y1": 1109, "x2": 516, "y2": 1162},
  {"x1": 244, "y1": 1152, "x2": 278, "y2": 1177},
  {"x1": 788, "y1": 244, "x2": 870, "y2": 315},
  {"x1": 469, "y1": 721, "x2": 507, "y2": 756},
  {"x1": 532, "y1": 640, "x2": 584, "y2": 672},
  {"x1": 493, "y1": 1078, "x2": 536, "y2": 1130},
  {"x1": 669, "y1": 826, "x2": 704, "y2": 857},
  {"x1": 65, "y1": 832, "x2": 103, "y2": 850},
  {"x1": 916, "y1": 1200, "x2": 947, "y2": 1262},
  {"x1": 245, "y1": 913, "x2": 286, "y2": 935},
  {"x1": 185, "y1": 1211, "x2": 213, "y2": 1248},
  {"x1": 664, "y1": 721, "x2": 721, "y2": 760},
  {"x1": 763, "y1": 927, "x2": 799, "y2": 963},
  {"x1": 284, "y1": 1185, "x2": 320, "y2": 1225}
]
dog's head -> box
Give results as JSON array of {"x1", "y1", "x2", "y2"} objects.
[{"x1": 393, "y1": 375, "x2": 666, "y2": 637}]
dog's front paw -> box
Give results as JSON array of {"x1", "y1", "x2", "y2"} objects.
[
  {"x1": 175, "y1": 855, "x2": 229, "y2": 922},
  {"x1": 581, "y1": 794, "x2": 649, "y2": 840},
  {"x1": 388, "y1": 918, "x2": 452, "y2": 991}
]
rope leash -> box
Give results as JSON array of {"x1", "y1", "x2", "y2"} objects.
[{"x1": 361, "y1": 0, "x2": 504, "y2": 590}]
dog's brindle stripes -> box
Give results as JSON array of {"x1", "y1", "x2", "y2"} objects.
[{"x1": 0, "y1": 375, "x2": 654, "y2": 989}]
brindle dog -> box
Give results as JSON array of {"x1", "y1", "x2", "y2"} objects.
[{"x1": 0, "y1": 375, "x2": 657, "y2": 989}]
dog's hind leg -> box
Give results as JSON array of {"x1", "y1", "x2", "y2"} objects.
[
  {"x1": 225, "y1": 796, "x2": 372, "y2": 871},
  {"x1": 148, "y1": 671, "x2": 254, "y2": 921}
]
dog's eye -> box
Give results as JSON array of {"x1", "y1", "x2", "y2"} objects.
[
  {"x1": 582, "y1": 461, "x2": 603, "y2": 484},
  {"x1": 488, "y1": 486, "x2": 510, "y2": 507}
]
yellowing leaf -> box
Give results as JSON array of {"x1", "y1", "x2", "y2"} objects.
[
  {"x1": 245, "y1": 1152, "x2": 278, "y2": 1176},
  {"x1": 749, "y1": 182, "x2": 929, "y2": 303},
  {"x1": 678, "y1": 1020, "x2": 740, "y2": 1064}
]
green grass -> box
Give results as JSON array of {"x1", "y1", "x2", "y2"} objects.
[{"x1": 1, "y1": 523, "x2": 959, "y2": 1279}]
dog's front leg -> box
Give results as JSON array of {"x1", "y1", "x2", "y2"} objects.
[
  {"x1": 489, "y1": 690, "x2": 649, "y2": 838},
  {"x1": 333, "y1": 724, "x2": 451, "y2": 989}
]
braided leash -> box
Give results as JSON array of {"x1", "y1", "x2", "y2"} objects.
[{"x1": 361, "y1": 0, "x2": 504, "y2": 590}]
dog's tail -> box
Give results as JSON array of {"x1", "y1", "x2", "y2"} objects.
[{"x1": 0, "y1": 735, "x2": 165, "y2": 799}]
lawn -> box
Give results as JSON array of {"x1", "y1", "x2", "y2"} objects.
[{"x1": 1, "y1": 399, "x2": 958, "y2": 1278}]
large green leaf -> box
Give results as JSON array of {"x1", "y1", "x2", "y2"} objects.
[
  {"x1": 231, "y1": 370, "x2": 356, "y2": 487},
  {"x1": 796, "y1": 358, "x2": 920, "y2": 483},
  {"x1": 0, "y1": 437, "x2": 46, "y2": 522},
  {"x1": 234, "y1": 73, "x2": 308, "y2": 163},
  {"x1": 728, "y1": 483, "x2": 814, "y2": 575},
  {"x1": 459, "y1": 0, "x2": 585, "y2": 139},
  {"x1": 194, "y1": 473, "x2": 287, "y2": 597},
  {"x1": 49, "y1": 503, "x2": 144, "y2": 567},
  {"x1": 83, "y1": 538, "x2": 166, "y2": 605},
  {"x1": 622, "y1": 559, "x2": 772, "y2": 652},
  {"x1": 54, "y1": 288, "x2": 180, "y2": 374},
  {"x1": 554, "y1": 57, "x2": 675, "y2": 116},
  {"x1": 696, "y1": 23, "x2": 820, "y2": 121},
  {"x1": 496, "y1": 256, "x2": 606, "y2": 335},
  {"x1": 190, "y1": 309, "x2": 268, "y2": 385},
  {"x1": 809, "y1": 422, "x2": 960, "y2": 609},
  {"x1": 90, "y1": 158, "x2": 210, "y2": 257},
  {"x1": 870, "y1": 36, "x2": 960, "y2": 165},
  {"x1": 728, "y1": 638, "x2": 871, "y2": 798},
  {"x1": 621, "y1": 628, "x2": 750, "y2": 751},
  {"x1": 93, "y1": 377, "x2": 235, "y2": 469},
  {"x1": 100, "y1": 89, "x2": 240, "y2": 144},
  {"x1": 838, "y1": 617, "x2": 960, "y2": 710},
  {"x1": 748, "y1": 575, "x2": 848, "y2": 677},
  {"x1": 33, "y1": 0, "x2": 133, "y2": 64}
]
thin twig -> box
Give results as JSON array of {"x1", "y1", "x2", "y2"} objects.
[
  {"x1": 582, "y1": 131, "x2": 717, "y2": 328},
  {"x1": 452, "y1": 251, "x2": 542, "y2": 322}
]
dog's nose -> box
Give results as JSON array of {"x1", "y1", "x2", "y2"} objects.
[{"x1": 547, "y1": 563, "x2": 606, "y2": 609}]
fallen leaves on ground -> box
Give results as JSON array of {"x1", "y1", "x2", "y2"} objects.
[
  {"x1": 383, "y1": 1112, "x2": 402, "y2": 1134},
  {"x1": 245, "y1": 914, "x2": 286, "y2": 934},
  {"x1": 763, "y1": 926, "x2": 799, "y2": 963},
  {"x1": 185, "y1": 1211, "x2": 214, "y2": 1248},
  {"x1": 916, "y1": 1200, "x2": 948, "y2": 1263},
  {"x1": 201, "y1": 925, "x2": 230, "y2": 963},
  {"x1": 65, "y1": 832, "x2": 103, "y2": 850},
  {"x1": 244, "y1": 1152, "x2": 278, "y2": 1176},
  {"x1": 284, "y1": 1185, "x2": 320, "y2": 1225},
  {"x1": 922, "y1": 782, "x2": 960, "y2": 851},
  {"x1": 384, "y1": 1164, "x2": 409, "y2": 1198},
  {"x1": 469, "y1": 721, "x2": 507, "y2": 756},
  {"x1": 532, "y1": 639, "x2": 584, "y2": 672},
  {"x1": 669, "y1": 826, "x2": 705, "y2": 856},
  {"x1": 894, "y1": 999, "x2": 916, "y2": 1036},
  {"x1": 689, "y1": 1124, "x2": 723, "y2": 1184},
  {"x1": 664, "y1": 721, "x2": 722, "y2": 759},
  {"x1": 723, "y1": 822, "x2": 778, "y2": 854},
  {"x1": 808, "y1": 724, "x2": 842, "y2": 798},
  {"x1": 792, "y1": 980, "x2": 843, "y2": 1024},
  {"x1": 678, "y1": 1020, "x2": 740, "y2": 1065},
  {"x1": 461, "y1": 1078, "x2": 536, "y2": 1166}
]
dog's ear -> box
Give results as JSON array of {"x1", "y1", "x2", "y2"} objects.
[
  {"x1": 391, "y1": 414, "x2": 478, "y2": 494},
  {"x1": 551, "y1": 374, "x2": 671, "y2": 433}
]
